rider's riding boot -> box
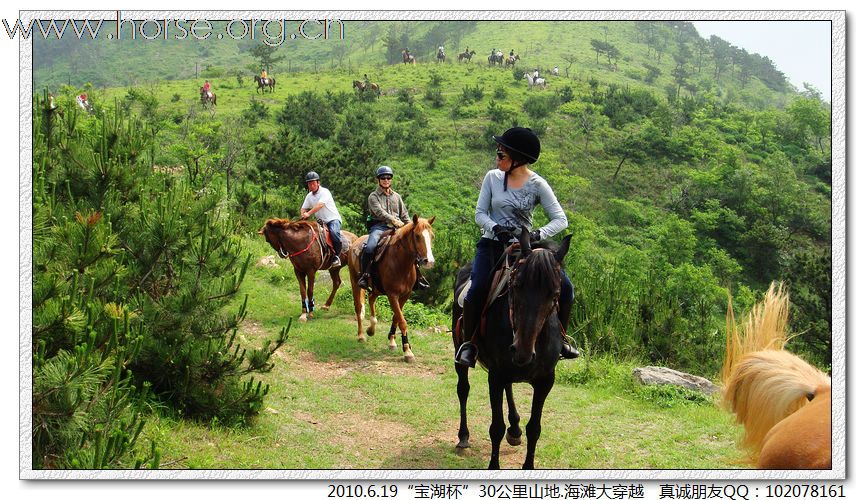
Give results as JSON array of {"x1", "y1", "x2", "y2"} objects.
[
  {"x1": 455, "y1": 301, "x2": 482, "y2": 368},
  {"x1": 357, "y1": 253, "x2": 373, "y2": 291},
  {"x1": 557, "y1": 299, "x2": 580, "y2": 359},
  {"x1": 413, "y1": 264, "x2": 431, "y2": 290}
]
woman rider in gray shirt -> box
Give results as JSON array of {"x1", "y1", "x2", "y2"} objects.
[{"x1": 455, "y1": 127, "x2": 580, "y2": 367}]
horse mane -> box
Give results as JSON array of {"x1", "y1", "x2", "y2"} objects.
[
  {"x1": 720, "y1": 281, "x2": 831, "y2": 462},
  {"x1": 514, "y1": 248, "x2": 560, "y2": 292},
  {"x1": 261, "y1": 218, "x2": 317, "y2": 233}
]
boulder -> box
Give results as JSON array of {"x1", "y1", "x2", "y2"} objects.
[{"x1": 633, "y1": 366, "x2": 718, "y2": 395}]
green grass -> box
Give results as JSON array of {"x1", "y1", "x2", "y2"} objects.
[{"x1": 138, "y1": 234, "x2": 746, "y2": 470}]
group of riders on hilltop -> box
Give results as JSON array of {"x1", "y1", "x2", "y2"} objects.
[{"x1": 296, "y1": 127, "x2": 580, "y2": 368}]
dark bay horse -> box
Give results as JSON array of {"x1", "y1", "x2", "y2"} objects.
[
  {"x1": 200, "y1": 87, "x2": 216, "y2": 107},
  {"x1": 721, "y1": 282, "x2": 831, "y2": 469},
  {"x1": 347, "y1": 215, "x2": 435, "y2": 362},
  {"x1": 452, "y1": 228, "x2": 572, "y2": 469},
  {"x1": 488, "y1": 52, "x2": 503, "y2": 65},
  {"x1": 254, "y1": 75, "x2": 276, "y2": 93},
  {"x1": 260, "y1": 218, "x2": 357, "y2": 322},
  {"x1": 436, "y1": 48, "x2": 445, "y2": 63},
  {"x1": 458, "y1": 50, "x2": 475, "y2": 63}
]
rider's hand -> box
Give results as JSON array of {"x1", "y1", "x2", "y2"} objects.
[
  {"x1": 493, "y1": 225, "x2": 514, "y2": 245},
  {"x1": 529, "y1": 229, "x2": 541, "y2": 243},
  {"x1": 300, "y1": 211, "x2": 309, "y2": 219},
  {"x1": 393, "y1": 220, "x2": 405, "y2": 228}
]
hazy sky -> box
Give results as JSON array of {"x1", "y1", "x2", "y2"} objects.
[{"x1": 691, "y1": 21, "x2": 832, "y2": 99}]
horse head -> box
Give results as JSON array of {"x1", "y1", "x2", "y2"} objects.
[
  {"x1": 508, "y1": 228, "x2": 571, "y2": 366},
  {"x1": 397, "y1": 214, "x2": 436, "y2": 268}
]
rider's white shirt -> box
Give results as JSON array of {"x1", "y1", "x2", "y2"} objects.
[{"x1": 302, "y1": 187, "x2": 342, "y2": 223}]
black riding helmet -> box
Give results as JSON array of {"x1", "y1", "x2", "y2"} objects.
[
  {"x1": 375, "y1": 165, "x2": 394, "y2": 178},
  {"x1": 305, "y1": 171, "x2": 320, "y2": 183},
  {"x1": 493, "y1": 127, "x2": 540, "y2": 191},
  {"x1": 492, "y1": 127, "x2": 541, "y2": 164}
]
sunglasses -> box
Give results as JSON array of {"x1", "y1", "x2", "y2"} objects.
[{"x1": 379, "y1": 176, "x2": 393, "y2": 180}]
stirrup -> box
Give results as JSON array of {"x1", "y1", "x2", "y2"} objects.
[
  {"x1": 455, "y1": 342, "x2": 477, "y2": 368},
  {"x1": 330, "y1": 256, "x2": 341, "y2": 268},
  {"x1": 357, "y1": 273, "x2": 372, "y2": 291},
  {"x1": 560, "y1": 334, "x2": 580, "y2": 359}
]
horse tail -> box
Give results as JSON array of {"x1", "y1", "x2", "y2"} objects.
[{"x1": 720, "y1": 281, "x2": 830, "y2": 461}]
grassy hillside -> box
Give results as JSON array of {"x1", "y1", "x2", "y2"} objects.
[{"x1": 32, "y1": 19, "x2": 831, "y2": 470}]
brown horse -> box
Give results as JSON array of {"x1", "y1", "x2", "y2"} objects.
[
  {"x1": 401, "y1": 49, "x2": 416, "y2": 65},
  {"x1": 347, "y1": 215, "x2": 435, "y2": 361},
  {"x1": 458, "y1": 50, "x2": 475, "y2": 63},
  {"x1": 200, "y1": 87, "x2": 216, "y2": 107},
  {"x1": 352, "y1": 80, "x2": 380, "y2": 95},
  {"x1": 721, "y1": 282, "x2": 831, "y2": 469},
  {"x1": 254, "y1": 75, "x2": 276, "y2": 93},
  {"x1": 259, "y1": 218, "x2": 357, "y2": 322},
  {"x1": 505, "y1": 54, "x2": 520, "y2": 67}
]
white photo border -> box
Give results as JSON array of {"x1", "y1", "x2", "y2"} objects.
[{"x1": 19, "y1": 9, "x2": 846, "y2": 481}]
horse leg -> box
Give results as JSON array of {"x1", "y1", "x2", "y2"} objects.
[
  {"x1": 522, "y1": 374, "x2": 554, "y2": 470},
  {"x1": 322, "y1": 267, "x2": 341, "y2": 310},
  {"x1": 455, "y1": 363, "x2": 471, "y2": 449},
  {"x1": 306, "y1": 271, "x2": 316, "y2": 318},
  {"x1": 351, "y1": 281, "x2": 366, "y2": 342},
  {"x1": 487, "y1": 374, "x2": 506, "y2": 470},
  {"x1": 295, "y1": 268, "x2": 309, "y2": 322},
  {"x1": 389, "y1": 293, "x2": 413, "y2": 362},
  {"x1": 366, "y1": 292, "x2": 378, "y2": 338},
  {"x1": 505, "y1": 383, "x2": 522, "y2": 446}
]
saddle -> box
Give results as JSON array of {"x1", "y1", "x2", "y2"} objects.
[
  {"x1": 317, "y1": 225, "x2": 348, "y2": 260},
  {"x1": 456, "y1": 245, "x2": 518, "y2": 338}
]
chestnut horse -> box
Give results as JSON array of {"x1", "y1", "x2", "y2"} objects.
[
  {"x1": 352, "y1": 80, "x2": 380, "y2": 95},
  {"x1": 347, "y1": 215, "x2": 435, "y2": 362},
  {"x1": 721, "y1": 282, "x2": 831, "y2": 469},
  {"x1": 401, "y1": 49, "x2": 416, "y2": 65},
  {"x1": 259, "y1": 218, "x2": 357, "y2": 322},
  {"x1": 451, "y1": 228, "x2": 572, "y2": 469}
]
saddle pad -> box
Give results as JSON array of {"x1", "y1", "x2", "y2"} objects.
[
  {"x1": 456, "y1": 279, "x2": 471, "y2": 308},
  {"x1": 372, "y1": 232, "x2": 394, "y2": 263}
]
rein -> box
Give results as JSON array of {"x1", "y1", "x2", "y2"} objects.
[{"x1": 286, "y1": 225, "x2": 318, "y2": 258}]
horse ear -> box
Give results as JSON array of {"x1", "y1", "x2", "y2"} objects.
[
  {"x1": 428, "y1": 216, "x2": 435, "y2": 225},
  {"x1": 555, "y1": 234, "x2": 572, "y2": 264},
  {"x1": 519, "y1": 226, "x2": 531, "y2": 258},
  {"x1": 412, "y1": 214, "x2": 418, "y2": 225}
]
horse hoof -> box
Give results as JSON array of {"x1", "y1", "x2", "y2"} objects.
[
  {"x1": 388, "y1": 343, "x2": 397, "y2": 351},
  {"x1": 456, "y1": 440, "x2": 471, "y2": 451},
  {"x1": 299, "y1": 314, "x2": 308, "y2": 322},
  {"x1": 403, "y1": 353, "x2": 415, "y2": 363},
  {"x1": 366, "y1": 328, "x2": 375, "y2": 337},
  {"x1": 321, "y1": 305, "x2": 330, "y2": 311},
  {"x1": 357, "y1": 336, "x2": 366, "y2": 343},
  {"x1": 506, "y1": 433, "x2": 522, "y2": 447}
]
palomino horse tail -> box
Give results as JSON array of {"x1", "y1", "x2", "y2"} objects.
[{"x1": 721, "y1": 282, "x2": 830, "y2": 466}]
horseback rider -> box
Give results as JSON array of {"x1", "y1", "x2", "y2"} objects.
[
  {"x1": 260, "y1": 68, "x2": 268, "y2": 84},
  {"x1": 363, "y1": 73, "x2": 370, "y2": 89},
  {"x1": 532, "y1": 68, "x2": 540, "y2": 84},
  {"x1": 438, "y1": 45, "x2": 445, "y2": 57},
  {"x1": 203, "y1": 80, "x2": 212, "y2": 97},
  {"x1": 509, "y1": 49, "x2": 514, "y2": 58},
  {"x1": 357, "y1": 166, "x2": 430, "y2": 292},
  {"x1": 76, "y1": 92, "x2": 89, "y2": 111},
  {"x1": 455, "y1": 127, "x2": 580, "y2": 367},
  {"x1": 300, "y1": 171, "x2": 343, "y2": 268},
  {"x1": 553, "y1": 65, "x2": 559, "y2": 76}
]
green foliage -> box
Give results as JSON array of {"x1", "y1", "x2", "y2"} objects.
[
  {"x1": 522, "y1": 94, "x2": 559, "y2": 119},
  {"x1": 242, "y1": 97, "x2": 270, "y2": 125},
  {"x1": 277, "y1": 91, "x2": 339, "y2": 139},
  {"x1": 32, "y1": 93, "x2": 287, "y2": 468},
  {"x1": 633, "y1": 384, "x2": 714, "y2": 408}
]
